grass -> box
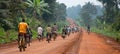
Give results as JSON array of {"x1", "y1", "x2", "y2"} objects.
[
  {"x1": 0, "y1": 28, "x2": 6, "y2": 44},
  {"x1": 0, "y1": 28, "x2": 5, "y2": 36},
  {"x1": 91, "y1": 27, "x2": 120, "y2": 41}
]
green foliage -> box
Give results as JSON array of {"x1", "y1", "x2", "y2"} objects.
[
  {"x1": 73, "y1": 18, "x2": 83, "y2": 27},
  {"x1": 0, "y1": 0, "x2": 67, "y2": 44},
  {"x1": 25, "y1": 0, "x2": 50, "y2": 18},
  {"x1": 57, "y1": 20, "x2": 69, "y2": 31},
  {"x1": 0, "y1": 18, "x2": 12, "y2": 31},
  {"x1": 0, "y1": 29, "x2": 17, "y2": 44},
  {"x1": 0, "y1": 18, "x2": 42, "y2": 44},
  {"x1": 42, "y1": 0, "x2": 56, "y2": 22},
  {"x1": 66, "y1": 5, "x2": 81, "y2": 19},
  {"x1": 26, "y1": 18, "x2": 41, "y2": 29},
  {"x1": 7, "y1": 30, "x2": 17, "y2": 41},
  {"x1": 80, "y1": 2, "x2": 97, "y2": 26},
  {"x1": 97, "y1": 0, "x2": 120, "y2": 37},
  {"x1": 91, "y1": 0, "x2": 120, "y2": 40},
  {"x1": 92, "y1": 27, "x2": 120, "y2": 41},
  {"x1": 0, "y1": 28, "x2": 5, "y2": 37},
  {"x1": 98, "y1": 0, "x2": 120, "y2": 23},
  {"x1": 54, "y1": 3, "x2": 67, "y2": 21},
  {"x1": 81, "y1": 2, "x2": 97, "y2": 15},
  {"x1": 112, "y1": 15, "x2": 120, "y2": 32},
  {"x1": 32, "y1": 29, "x2": 38, "y2": 39}
]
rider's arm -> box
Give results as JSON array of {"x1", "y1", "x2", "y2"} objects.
[
  {"x1": 18, "y1": 23, "x2": 20, "y2": 32},
  {"x1": 26, "y1": 23, "x2": 29, "y2": 28}
]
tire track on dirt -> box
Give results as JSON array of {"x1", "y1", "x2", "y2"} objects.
[{"x1": 64, "y1": 32, "x2": 83, "y2": 54}]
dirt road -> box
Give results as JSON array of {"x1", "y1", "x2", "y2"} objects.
[
  {"x1": 0, "y1": 18, "x2": 120, "y2": 54},
  {"x1": 78, "y1": 30, "x2": 120, "y2": 54},
  {"x1": 0, "y1": 30, "x2": 120, "y2": 54},
  {"x1": 0, "y1": 32, "x2": 80, "y2": 54}
]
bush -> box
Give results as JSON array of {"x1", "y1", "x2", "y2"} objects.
[
  {"x1": 0, "y1": 28, "x2": 6, "y2": 44},
  {"x1": 7, "y1": 30, "x2": 18, "y2": 41},
  {"x1": 91, "y1": 27, "x2": 120, "y2": 41}
]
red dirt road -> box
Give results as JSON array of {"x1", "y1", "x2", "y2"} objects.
[
  {"x1": 0, "y1": 30, "x2": 120, "y2": 54},
  {"x1": 78, "y1": 31, "x2": 120, "y2": 54},
  {"x1": 0, "y1": 32, "x2": 80, "y2": 54}
]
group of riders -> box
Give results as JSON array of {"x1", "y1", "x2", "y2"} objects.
[{"x1": 18, "y1": 18, "x2": 80, "y2": 52}]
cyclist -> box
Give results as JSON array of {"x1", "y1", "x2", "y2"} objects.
[
  {"x1": 67, "y1": 25, "x2": 71, "y2": 36},
  {"x1": 51, "y1": 23, "x2": 58, "y2": 40},
  {"x1": 37, "y1": 25, "x2": 43, "y2": 41},
  {"x1": 72, "y1": 27, "x2": 75, "y2": 33},
  {"x1": 26, "y1": 23, "x2": 32, "y2": 46},
  {"x1": 46, "y1": 24, "x2": 52, "y2": 42},
  {"x1": 76, "y1": 26, "x2": 79, "y2": 32},
  {"x1": 62, "y1": 25, "x2": 67, "y2": 39},
  {"x1": 18, "y1": 18, "x2": 28, "y2": 48},
  {"x1": 87, "y1": 25, "x2": 90, "y2": 34},
  {"x1": 74, "y1": 26, "x2": 78, "y2": 32}
]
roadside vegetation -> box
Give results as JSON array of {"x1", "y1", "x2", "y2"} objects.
[
  {"x1": 67, "y1": 0, "x2": 120, "y2": 42},
  {"x1": 0, "y1": 0, "x2": 67, "y2": 44}
]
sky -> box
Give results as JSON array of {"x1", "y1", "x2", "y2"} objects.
[{"x1": 56, "y1": 0, "x2": 102, "y2": 8}]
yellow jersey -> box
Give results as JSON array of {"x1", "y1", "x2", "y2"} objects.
[
  {"x1": 18, "y1": 22, "x2": 28, "y2": 33},
  {"x1": 46, "y1": 27, "x2": 52, "y2": 33}
]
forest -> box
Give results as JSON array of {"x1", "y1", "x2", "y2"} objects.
[
  {"x1": 0, "y1": 0, "x2": 67, "y2": 43},
  {"x1": 1, "y1": 0, "x2": 120, "y2": 54},
  {"x1": 67, "y1": 0, "x2": 120, "y2": 42},
  {"x1": 0, "y1": 0, "x2": 120, "y2": 44}
]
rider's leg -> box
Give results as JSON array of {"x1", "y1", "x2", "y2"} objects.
[
  {"x1": 29, "y1": 35, "x2": 31, "y2": 43},
  {"x1": 42, "y1": 33, "x2": 44, "y2": 40},
  {"x1": 46, "y1": 33, "x2": 48, "y2": 41},
  {"x1": 55, "y1": 32, "x2": 57, "y2": 36},
  {"x1": 18, "y1": 34, "x2": 20, "y2": 48},
  {"x1": 49, "y1": 33, "x2": 52, "y2": 40},
  {"x1": 24, "y1": 34, "x2": 27, "y2": 48},
  {"x1": 30, "y1": 35, "x2": 32, "y2": 43}
]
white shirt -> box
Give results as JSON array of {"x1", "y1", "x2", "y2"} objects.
[
  {"x1": 37, "y1": 27, "x2": 43, "y2": 35},
  {"x1": 67, "y1": 27, "x2": 71, "y2": 32}
]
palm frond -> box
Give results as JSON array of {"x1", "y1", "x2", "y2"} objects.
[{"x1": 25, "y1": 0, "x2": 33, "y2": 7}]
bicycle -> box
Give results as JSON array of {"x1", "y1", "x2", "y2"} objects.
[
  {"x1": 46, "y1": 33, "x2": 51, "y2": 43},
  {"x1": 18, "y1": 35, "x2": 26, "y2": 52},
  {"x1": 67, "y1": 32, "x2": 70, "y2": 36},
  {"x1": 61, "y1": 32, "x2": 66, "y2": 39},
  {"x1": 87, "y1": 29, "x2": 90, "y2": 35},
  {"x1": 26, "y1": 34, "x2": 31, "y2": 46},
  {"x1": 52, "y1": 31, "x2": 57, "y2": 41},
  {"x1": 37, "y1": 34, "x2": 44, "y2": 41}
]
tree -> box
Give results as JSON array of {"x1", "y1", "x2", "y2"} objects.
[
  {"x1": 98, "y1": 0, "x2": 120, "y2": 31},
  {"x1": 98, "y1": 0, "x2": 120, "y2": 23},
  {"x1": 80, "y1": 2, "x2": 97, "y2": 26},
  {"x1": 0, "y1": 0, "x2": 27, "y2": 30},
  {"x1": 66, "y1": 5, "x2": 81, "y2": 19},
  {"x1": 42, "y1": 0, "x2": 56, "y2": 22},
  {"x1": 54, "y1": 3, "x2": 67, "y2": 21},
  {"x1": 25, "y1": 0, "x2": 49, "y2": 18}
]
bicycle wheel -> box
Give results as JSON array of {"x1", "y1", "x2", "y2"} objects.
[
  {"x1": 52, "y1": 34, "x2": 56, "y2": 41},
  {"x1": 19, "y1": 36, "x2": 26, "y2": 52},
  {"x1": 19, "y1": 40, "x2": 22, "y2": 52},
  {"x1": 62, "y1": 33, "x2": 66, "y2": 39}
]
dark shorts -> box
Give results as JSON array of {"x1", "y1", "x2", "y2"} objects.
[
  {"x1": 52, "y1": 31, "x2": 57, "y2": 36},
  {"x1": 46, "y1": 32, "x2": 51, "y2": 37},
  {"x1": 18, "y1": 33, "x2": 27, "y2": 43},
  {"x1": 46, "y1": 32, "x2": 52, "y2": 39}
]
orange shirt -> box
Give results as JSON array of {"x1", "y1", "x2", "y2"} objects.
[{"x1": 18, "y1": 22, "x2": 28, "y2": 33}]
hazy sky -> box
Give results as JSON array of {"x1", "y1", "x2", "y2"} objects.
[{"x1": 56, "y1": 0, "x2": 102, "y2": 8}]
